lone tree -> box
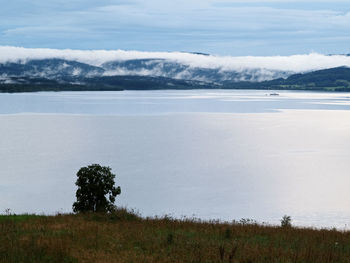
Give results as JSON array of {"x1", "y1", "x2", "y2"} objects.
[
  {"x1": 73, "y1": 164, "x2": 121, "y2": 213},
  {"x1": 281, "y1": 215, "x2": 292, "y2": 228}
]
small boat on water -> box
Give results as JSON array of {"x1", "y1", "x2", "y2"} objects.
[{"x1": 269, "y1": 93, "x2": 279, "y2": 96}]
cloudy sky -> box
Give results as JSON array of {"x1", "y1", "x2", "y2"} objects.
[{"x1": 1, "y1": 0, "x2": 349, "y2": 56}]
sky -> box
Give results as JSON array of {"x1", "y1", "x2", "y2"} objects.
[{"x1": 0, "y1": 0, "x2": 349, "y2": 56}]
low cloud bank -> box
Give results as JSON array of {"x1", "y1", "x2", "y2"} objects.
[{"x1": 1, "y1": 46, "x2": 350, "y2": 73}]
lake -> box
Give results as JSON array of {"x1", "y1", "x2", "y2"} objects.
[{"x1": 1, "y1": 89, "x2": 350, "y2": 228}]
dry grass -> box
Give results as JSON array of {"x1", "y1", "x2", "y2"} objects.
[{"x1": 1, "y1": 209, "x2": 350, "y2": 263}]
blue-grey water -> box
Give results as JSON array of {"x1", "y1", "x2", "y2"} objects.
[{"x1": 1, "y1": 90, "x2": 350, "y2": 229}]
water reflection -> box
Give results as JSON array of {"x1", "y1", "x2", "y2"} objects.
[
  {"x1": 0, "y1": 90, "x2": 350, "y2": 115},
  {"x1": 0, "y1": 90, "x2": 350, "y2": 229}
]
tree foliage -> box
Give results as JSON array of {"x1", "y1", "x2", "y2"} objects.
[
  {"x1": 73, "y1": 164, "x2": 121, "y2": 213},
  {"x1": 281, "y1": 215, "x2": 292, "y2": 228}
]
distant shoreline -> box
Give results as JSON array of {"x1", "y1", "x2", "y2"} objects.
[
  {"x1": 1, "y1": 84, "x2": 350, "y2": 93},
  {"x1": 2, "y1": 65, "x2": 350, "y2": 93}
]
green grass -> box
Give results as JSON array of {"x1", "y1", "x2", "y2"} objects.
[
  {"x1": 0, "y1": 214, "x2": 44, "y2": 222},
  {"x1": 1, "y1": 209, "x2": 350, "y2": 263}
]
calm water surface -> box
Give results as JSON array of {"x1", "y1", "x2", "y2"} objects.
[{"x1": 0, "y1": 90, "x2": 350, "y2": 228}]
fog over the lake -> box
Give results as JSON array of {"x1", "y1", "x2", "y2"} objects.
[
  {"x1": 0, "y1": 90, "x2": 350, "y2": 229},
  {"x1": 1, "y1": 46, "x2": 350, "y2": 72}
]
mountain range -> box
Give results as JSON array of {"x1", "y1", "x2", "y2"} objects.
[{"x1": 0, "y1": 57, "x2": 349, "y2": 92}]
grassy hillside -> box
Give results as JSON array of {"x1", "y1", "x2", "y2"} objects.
[{"x1": 1, "y1": 209, "x2": 350, "y2": 263}]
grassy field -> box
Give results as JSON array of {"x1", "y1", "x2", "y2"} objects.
[{"x1": 1, "y1": 209, "x2": 350, "y2": 263}]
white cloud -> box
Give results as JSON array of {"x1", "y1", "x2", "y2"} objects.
[
  {"x1": 1, "y1": 1, "x2": 349, "y2": 55},
  {"x1": 1, "y1": 46, "x2": 350, "y2": 73}
]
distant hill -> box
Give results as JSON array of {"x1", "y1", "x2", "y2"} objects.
[
  {"x1": 0, "y1": 75, "x2": 217, "y2": 93},
  {"x1": 0, "y1": 58, "x2": 350, "y2": 92},
  {"x1": 219, "y1": 67, "x2": 350, "y2": 91},
  {"x1": 265, "y1": 66, "x2": 350, "y2": 91},
  {"x1": 0, "y1": 58, "x2": 290, "y2": 84}
]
